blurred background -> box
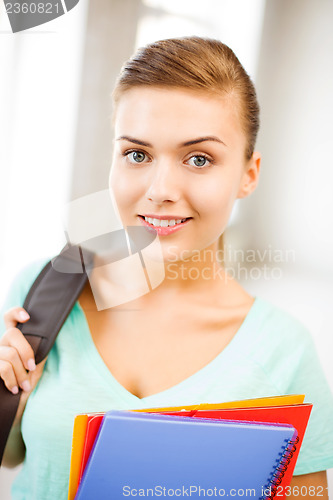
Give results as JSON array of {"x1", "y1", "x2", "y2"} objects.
[{"x1": 0, "y1": 0, "x2": 332, "y2": 495}]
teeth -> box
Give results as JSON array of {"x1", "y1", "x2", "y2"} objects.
[{"x1": 143, "y1": 216, "x2": 187, "y2": 227}]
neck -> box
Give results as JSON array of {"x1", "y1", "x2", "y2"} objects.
[
  {"x1": 135, "y1": 240, "x2": 237, "y2": 309},
  {"x1": 83, "y1": 241, "x2": 241, "y2": 311},
  {"x1": 161, "y1": 241, "x2": 225, "y2": 291}
]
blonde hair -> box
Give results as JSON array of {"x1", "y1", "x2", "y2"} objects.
[{"x1": 113, "y1": 36, "x2": 260, "y2": 160}]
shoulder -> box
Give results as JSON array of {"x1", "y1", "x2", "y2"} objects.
[
  {"x1": 247, "y1": 297, "x2": 313, "y2": 350},
  {"x1": 243, "y1": 297, "x2": 321, "y2": 391}
]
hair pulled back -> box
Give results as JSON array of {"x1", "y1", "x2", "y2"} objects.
[{"x1": 113, "y1": 36, "x2": 260, "y2": 159}]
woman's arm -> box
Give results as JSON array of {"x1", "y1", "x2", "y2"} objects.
[
  {"x1": 288, "y1": 471, "x2": 329, "y2": 500},
  {"x1": 0, "y1": 307, "x2": 46, "y2": 468}
]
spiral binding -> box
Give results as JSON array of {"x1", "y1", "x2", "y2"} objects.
[{"x1": 260, "y1": 435, "x2": 300, "y2": 500}]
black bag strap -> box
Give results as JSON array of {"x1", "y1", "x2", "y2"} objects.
[{"x1": 0, "y1": 244, "x2": 94, "y2": 465}]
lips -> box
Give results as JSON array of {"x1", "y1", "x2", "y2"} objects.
[
  {"x1": 138, "y1": 215, "x2": 192, "y2": 235},
  {"x1": 140, "y1": 214, "x2": 192, "y2": 221}
]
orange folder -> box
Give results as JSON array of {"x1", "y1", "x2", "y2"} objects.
[{"x1": 68, "y1": 415, "x2": 88, "y2": 500}]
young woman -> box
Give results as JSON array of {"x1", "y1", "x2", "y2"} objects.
[{"x1": 1, "y1": 37, "x2": 333, "y2": 499}]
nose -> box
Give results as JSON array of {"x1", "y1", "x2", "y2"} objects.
[{"x1": 145, "y1": 159, "x2": 181, "y2": 205}]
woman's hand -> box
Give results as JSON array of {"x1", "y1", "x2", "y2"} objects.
[
  {"x1": 288, "y1": 471, "x2": 328, "y2": 499},
  {"x1": 0, "y1": 307, "x2": 46, "y2": 426}
]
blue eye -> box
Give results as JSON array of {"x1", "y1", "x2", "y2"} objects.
[
  {"x1": 127, "y1": 151, "x2": 147, "y2": 163},
  {"x1": 187, "y1": 155, "x2": 210, "y2": 168}
]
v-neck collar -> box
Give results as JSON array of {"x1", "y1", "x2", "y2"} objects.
[{"x1": 74, "y1": 297, "x2": 261, "y2": 407}]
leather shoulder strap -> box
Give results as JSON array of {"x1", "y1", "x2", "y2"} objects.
[{"x1": 0, "y1": 244, "x2": 94, "y2": 465}]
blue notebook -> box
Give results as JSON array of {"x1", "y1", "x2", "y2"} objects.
[{"x1": 75, "y1": 410, "x2": 297, "y2": 500}]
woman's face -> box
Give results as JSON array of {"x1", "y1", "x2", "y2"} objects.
[{"x1": 109, "y1": 87, "x2": 260, "y2": 262}]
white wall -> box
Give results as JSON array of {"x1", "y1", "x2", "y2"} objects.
[
  {"x1": 0, "y1": 1, "x2": 89, "y2": 496},
  {"x1": 0, "y1": 0, "x2": 89, "y2": 304}
]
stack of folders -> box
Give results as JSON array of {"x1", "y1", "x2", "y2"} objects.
[{"x1": 68, "y1": 395, "x2": 312, "y2": 500}]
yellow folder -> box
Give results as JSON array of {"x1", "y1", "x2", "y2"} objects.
[{"x1": 135, "y1": 394, "x2": 305, "y2": 413}]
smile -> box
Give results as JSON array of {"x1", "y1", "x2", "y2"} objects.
[{"x1": 138, "y1": 215, "x2": 192, "y2": 235}]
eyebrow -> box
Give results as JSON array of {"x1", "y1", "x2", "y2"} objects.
[
  {"x1": 117, "y1": 136, "x2": 152, "y2": 147},
  {"x1": 116, "y1": 135, "x2": 227, "y2": 148},
  {"x1": 181, "y1": 136, "x2": 227, "y2": 147}
]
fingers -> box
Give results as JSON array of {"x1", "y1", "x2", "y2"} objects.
[
  {"x1": 0, "y1": 327, "x2": 36, "y2": 394},
  {"x1": 13, "y1": 358, "x2": 47, "y2": 427},
  {"x1": 3, "y1": 307, "x2": 30, "y2": 330},
  {"x1": 0, "y1": 327, "x2": 36, "y2": 371},
  {"x1": 0, "y1": 356, "x2": 29, "y2": 394},
  {"x1": 1, "y1": 306, "x2": 47, "y2": 427}
]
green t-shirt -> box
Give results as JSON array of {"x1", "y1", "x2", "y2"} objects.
[{"x1": 1, "y1": 259, "x2": 333, "y2": 500}]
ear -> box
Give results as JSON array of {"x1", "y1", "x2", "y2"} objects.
[{"x1": 237, "y1": 151, "x2": 261, "y2": 199}]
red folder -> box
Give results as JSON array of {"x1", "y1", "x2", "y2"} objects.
[
  {"x1": 164, "y1": 404, "x2": 312, "y2": 498},
  {"x1": 79, "y1": 414, "x2": 104, "y2": 485}
]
